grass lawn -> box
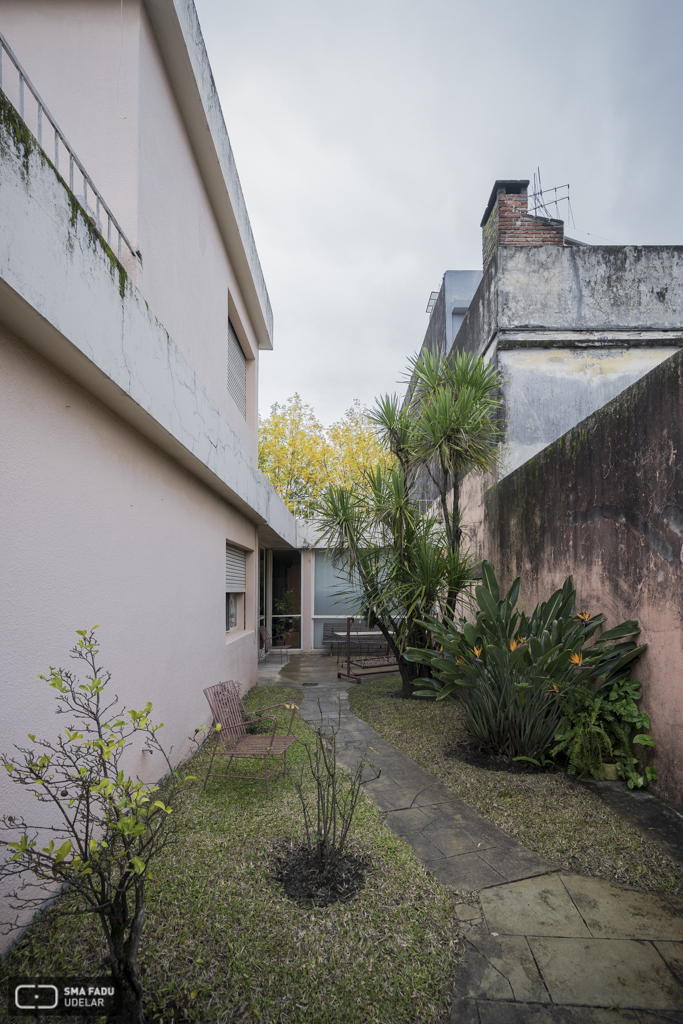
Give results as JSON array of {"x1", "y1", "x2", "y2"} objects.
[
  {"x1": 0, "y1": 686, "x2": 462, "y2": 1024},
  {"x1": 349, "y1": 674, "x2": 683, "y2": 897}
]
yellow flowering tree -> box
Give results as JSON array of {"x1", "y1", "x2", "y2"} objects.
[
  {"x1": 327, "y1": 400, "x2": 394, "y2": 486},
  {"x1": 258, "y1": 395, "x2": 394, "y2": 518}
]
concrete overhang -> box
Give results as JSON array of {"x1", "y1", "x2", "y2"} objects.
[
  {"x1": 0, "y1": 102, "x2": 295, "y2": 546},
  {"x1": 143, "y1": 0, "x2": 274, "y2": 351}
]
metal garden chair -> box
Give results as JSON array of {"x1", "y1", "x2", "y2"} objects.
[
  {"x1": 259, "y1": 624, "x2": 292, "y2": 664},
  {"x1": 202, "y1": 680, "x2": 297, "y2": 795}
]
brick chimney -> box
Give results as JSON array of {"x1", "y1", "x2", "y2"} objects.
[{"x1": 481, "y1": 179, "x2": 564, "y2": 270}]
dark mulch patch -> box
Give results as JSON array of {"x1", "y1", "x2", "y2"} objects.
[
  {"x1": 272, "y1": 844, "x2": 370, "y2": 907},
  {"x1": 386, "y1": 688, "x2": 428, "y2": 701},
  {"x1": 446, "y1": 737, "x2": 565, "y2": 775}
]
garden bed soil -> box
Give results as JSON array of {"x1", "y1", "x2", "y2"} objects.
[
  {"x1": 446, "y1": 737, "x2": 565, "y2": 775},
  {"x1": 272, "y1": 844, "x2": 369, "y2": 906}
]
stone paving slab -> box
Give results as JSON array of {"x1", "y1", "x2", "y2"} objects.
[
  {"x1": 426, "y1": 852, "x2": 509, "y2": 890},
  {"x1": 655, "y1": 942, "x2": 683, "y2": 983},
  {"x1": 464, "y1": 933, "x2": 551, "y2": 1003},
  {"x1": 637, "y1": 1012, "x2": 683, "y2": 1023},
  {"x1": 453, "y1": 1002, "x2": 642, "y2": 1023},
  {"x1": 477, "y1": 843, "x2": 557, "y2": 884},
  {"x1": 480, "y1": 875, "x2": 591, "y2": 938},
  {"x1": 560, "y1": 874, "x2": 683, "y2": 940},
  {"x1": 528, "y1": 936, "x2": 683, "y2": 1009}
]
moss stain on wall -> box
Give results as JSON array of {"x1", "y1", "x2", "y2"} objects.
[{"x1": 0, "y1": 90, "x2": 128, "y2": 301}]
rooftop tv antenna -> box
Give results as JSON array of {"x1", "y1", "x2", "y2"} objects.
[{"x1": 529, "y1": 167, "x2": 575, "y2": 229}]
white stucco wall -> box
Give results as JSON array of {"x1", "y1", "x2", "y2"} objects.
[
  {"x1": 0, "y1": 0, "x2": 298, "y2": 953},
  {"x1": 136, "y1": 6, "x2": 260, "y2": 444},
  {"x1": 0, "y1": 96, "x2": 294, "y2": 540},
  {"x1": 0, "y1": 0, "x2": 142, "y2": 254},
  {"x1": 0, "y1": 0, "x2": 263, "y2": 447},
  {"x1": 0, "y1": 323, "x2": 259, "y2": 942}
]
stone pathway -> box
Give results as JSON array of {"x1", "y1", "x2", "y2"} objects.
[{"x1": 257, "y1": 652, "x2": 683, "y2": 1021}]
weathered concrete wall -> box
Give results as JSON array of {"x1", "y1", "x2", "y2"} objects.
[
  {"x1": 454, "y1": 246, "x2": 683, "y2": 359},
  {"x1": 497, "y1": 245, "x2": 683, "y2": 334},
  {"x1": 474, "y1": 349, "x2": 683, "y2": 810},
  {"x1": 498, "y1": 347, "x2": 679, "y2": 474},
  {"x1": 449, "y1": 245, "x2": 683, "y2": 478}
]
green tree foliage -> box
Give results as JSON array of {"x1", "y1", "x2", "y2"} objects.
[
  {"x1": 0, "y1": 629, "x2": 194, "y2": 1023},
  {"x1": 370, "y1": 349, "x2": 502, "y2": 551}
]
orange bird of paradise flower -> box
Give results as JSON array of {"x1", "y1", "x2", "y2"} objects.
[
  {"x1": 569, "y1": 653, "x2": 583, "y2": 665},
  {"x1": 473, "y1": 645, "x2": 482, "y2": 658},
  {"x1": 575, "y1": 611, "x2": 591, "y2": 621},
  {"x1": 546, "y1": 682, "x2": 561, "y2": 694},
  {"x1": 509, "y1": 638, "x2": 519, "y2": 651}
]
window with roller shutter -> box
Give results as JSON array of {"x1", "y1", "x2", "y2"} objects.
[
  {"x1": 227, "y1": 319, "x2": 247, "y2": 418},
  {"x1": 226, "y1": 544, "x2": 246, "y2": 631}
]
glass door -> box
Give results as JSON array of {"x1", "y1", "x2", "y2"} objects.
[
  {"x1": 271, "y1": 550, "x2": 302, "y2": 649},
  {"x1": 258, "y1": 547, "x2": 266, "y2": 651}
]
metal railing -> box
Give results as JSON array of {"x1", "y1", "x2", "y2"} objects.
[{"x1": 0, "y1": 29, "x2": 138, "y2": 264}]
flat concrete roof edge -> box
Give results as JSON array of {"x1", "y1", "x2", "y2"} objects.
[{"x1": 143, "y1": 0, "x2": 274, "y2": 350}]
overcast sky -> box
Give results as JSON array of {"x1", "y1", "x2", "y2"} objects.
[{"x1": 194, "y1": 0, "x2": 683, "y2": 425}]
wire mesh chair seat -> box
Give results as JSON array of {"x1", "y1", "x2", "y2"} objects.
[{"x1": 202, "y1": 680, "x2": 297, "y2": 796}]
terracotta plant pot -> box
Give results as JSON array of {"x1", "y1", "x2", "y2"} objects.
[{"x1": 602, "y1": 763, "x2": 619, "y2": 781}]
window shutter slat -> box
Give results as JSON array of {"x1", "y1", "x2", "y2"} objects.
[
  {"x1": 228, "y1": 319, "x2": 247, "y2": 418},
  {"x1": 226, "y1": 545, "x2": 247, "y2": 592}
]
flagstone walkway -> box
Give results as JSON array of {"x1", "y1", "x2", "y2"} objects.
[{"x1": 257, "y1": 652, "x2": 683, "y2": 1021}]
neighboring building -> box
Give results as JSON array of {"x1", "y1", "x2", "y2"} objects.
[
  {"x1": 0, "y1": 0, "x2": 308, "y2": 944},
  {"x1": 422, "y1": 270, "x2": 483, "y2": 358},
  {"x1": 413, "y1": 178, "x2": 683, "y2": 809}
]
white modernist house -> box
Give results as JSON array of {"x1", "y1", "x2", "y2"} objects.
[{"x1": 0, "y1": 0, "x2": 320, "y2": 944}]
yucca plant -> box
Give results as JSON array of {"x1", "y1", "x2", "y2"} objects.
[{"x1": 405, "y1": 561, "x2": 646, "y2": 765}]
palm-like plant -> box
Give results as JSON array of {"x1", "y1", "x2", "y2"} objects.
[
  {"x1": 313, "y1": 467, "x2": 474, "y2": 696},
  {"x1": 370, "y1": 350, "x2": 503, "y2": 552},
  {"x1": 314, "y1": 350, "x2": 504, "y2": 696}
]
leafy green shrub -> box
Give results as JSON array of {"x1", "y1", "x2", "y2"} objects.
[
  {"x1": 552, "y1": 677, "x2": 656, "y2": 788},
  {"x1": 0, "y1": 628, "x2": 193, "y2": 1024},
  {"x1": 406, "y1": 562, "x2": 646, "y2": 769}
]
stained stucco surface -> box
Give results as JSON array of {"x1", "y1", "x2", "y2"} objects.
[
  {"x1": 477, "y1": 349, "x2": 683, "y2": 809},
  {"x1": 498, "y1": 347, "x2": 678, "y2": 474}
]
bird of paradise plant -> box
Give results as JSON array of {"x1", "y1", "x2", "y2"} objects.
[{"x1": 405, "y1": 561, "x2": 649, "y2": 770}]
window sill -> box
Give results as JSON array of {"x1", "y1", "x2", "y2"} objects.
[{"x1": 225, "y1": 628, "x2": 254, "y2": 646}]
